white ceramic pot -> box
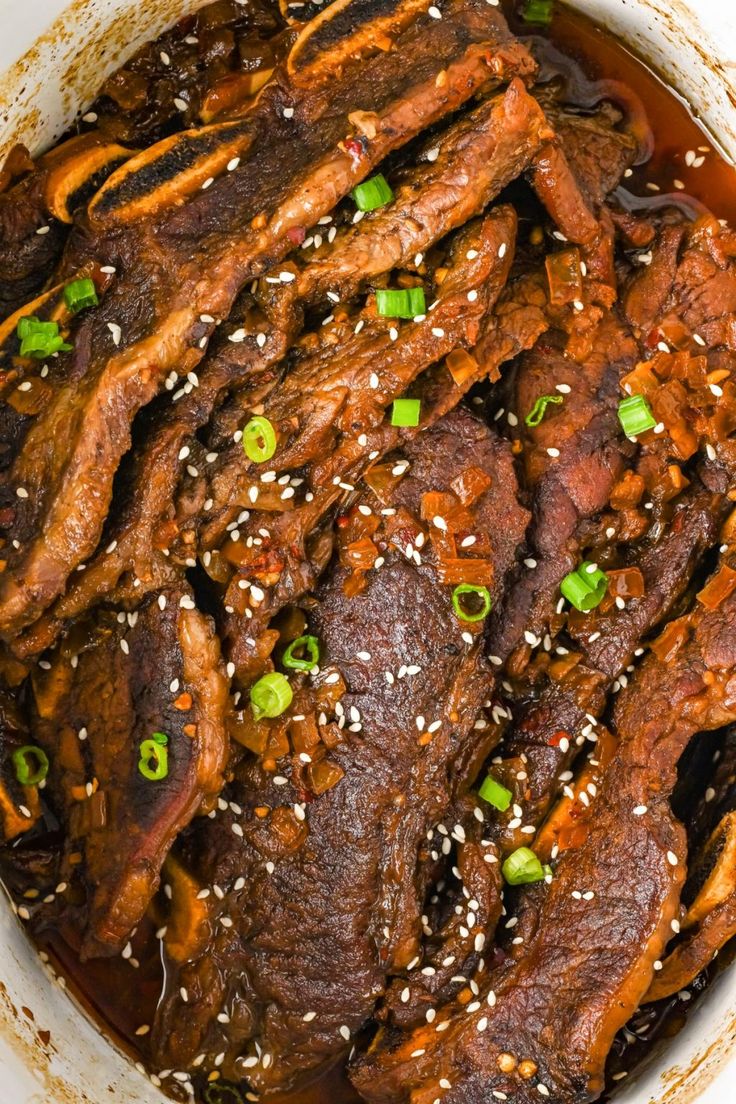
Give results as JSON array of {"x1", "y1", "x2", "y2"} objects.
[{"x1": 0, "y1": 1, "x2": 735, "y2": 1101}]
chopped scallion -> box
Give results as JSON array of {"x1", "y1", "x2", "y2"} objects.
[
  {"x1": 12, "y1": 745, "x2": 49, "y2": 786},
  {"x1": 283, "y1": 634, "x2": 320, "y2": 671},
  {"x1": 452, "y1": 583, "x2": 492, "y2": 623},
  {"x1": 64, "y1": 277, "x2": 99, "y2": 314},
  {"x1": 502, "y1": 846, "x2": 545, "y2": 885},
  {"x1": 618, "y1": 394, "x2": 657, "y2": 437},
  {"x1": 520, "y1": 0, "x2": 554, "y2": 25},
  {"x1": 16, "y1": 316, "x2": 72, "y2": 359},
  {"x1": 479, "y1": 775, "x2": 512, "y2": 811},
  {"x1": 391, "y1": 398, "x2": 421, "y2": 427},
  {"x1": 138, "y1": 737, "x2": 169, "y2": 781},
  {"x1": 250, "y1": 671, "x2": 293, "y2": 720},
  {"x1": 560, "y1": 561, "x2": 608, "y2": 612},
  {"x1": 525, "y1": 393, "x2": 563, "y2": 427},
  {"x1": 352, "y1": 173, "x2": 393, "y2": 212},
  {"x1": 375, "y1": 287, "x2": 426, "y2": 319},
  {"x1": 243, "y1": 416, "x2": 277, "y2": 463}
]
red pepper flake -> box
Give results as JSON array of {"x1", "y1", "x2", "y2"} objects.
[
  {"x1": 287, "y1": 226, "x2": 306, "y2": 246},
  {"x1": 344, "y1": 136, "x2": 367, "y2": 161},
  {"x1": 547, "y1": 730, "x2": 569, "y2": 748}
]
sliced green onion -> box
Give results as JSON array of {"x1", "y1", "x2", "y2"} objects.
[
  {"x1": 618, "y1": 394, "x2": 657, "y2": 437},
  {"x1": 283, "y1": 634, "x2": 320, "y2": 671},
  {"x1": 138, "y1": 738, "x2": 169, "y2": 781},
  {"x1": 375, "y1": 286, "x2": 426, "y2": 319},
  {"x1": 479, "y1": 775, "x2": 512, "y2": 812},
  {"x1": 391, "y1": 398, "x2": 421, "y2": 427},
  {"x1": 525, "y1": 393, "x2": 563, "y2": 428},
  {"x1": 560, "y1": 561, "x2": 609, "y2": 612},
  {"x1": 204, "y1": 1085, "x2": 244, "y2": 1104},
  {"x1": 452, "y1": 583, "x2": 492, "y2": 623},
  {"x1": 64, "y1": 278, "x2": 99, "y2": 314},
  {"x1": 243, "y1": 416, "x2": 277, "y2": 463},
  {"x1": 352, "y1": 173, "x2": 393, "y2": 213},
  {"x1": 16, "y1": 316, "x2": 72, "y2": 359},
  {"x1": 151, "y1": 731, "x2": 169, "y2": 746},
  {"x1": 502, "y1": 846, "x2": 545, "y2": 886},
  {"x1": 12, "y1": 745, "x2": 49, "y2": 786},
  {"x1": 520, "y1": 0, "x2": 554, "y2": 25},
  {"x1": 250, "y1": 671, "x2": 293, "y2": 720}
]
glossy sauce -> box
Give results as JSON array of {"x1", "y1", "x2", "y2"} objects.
[{"x1": 7, "y1": 2, "x2": 736, "y2": 1102}]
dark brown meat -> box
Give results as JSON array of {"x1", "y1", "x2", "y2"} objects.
[
  {"x1": 150, "y1": 408, "x2": 529, "y2": 1092},
  {"x1": 0, "y1": 0, "x2": 533, "y2": 639},
  {"x1": 0, "y1": 173, "x2": 66, "y2": 320},
  {"x1": 487, "y1": 311, "x2": 638, "y2": 662},
  {"x1": 29, "y1": 583, "x2": 229, "y2": 957},
  {"x1": 12, "y1": 82, "x2": 548, "y2": 658},
  {"x1": 175, "y1": 209, "x2": 519, "y2": 682},
  {"x1": 491, "y1": 480, "x2": 725, "y2": 859},
  {"x1": 351, "y1": 577, "x2": 736, "y2": 1104}
]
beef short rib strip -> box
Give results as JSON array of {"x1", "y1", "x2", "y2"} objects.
[
  {"x1": 351, "y1": 575, "x2": 736, "y2": 1104},
  {"x1": 29, "y1": 583, "x2": 229, "y2": 957},
  {"x1": 0, "y1": 0, "x2": 532, "y2": 639},
  {"x1": 488, "y1": 311, "x2": 639, "y2": 663},
  {"x1": 13, "y1": 83, "x2": 548, "y2": 658},
  {"x1": 489, "y1": 478, "x2": 725, "y2": 860},
  {"x1": 185, "y1": 210, "x2": 518, "y2": 681},
  {"x1": 150, "y1": 408, "x2": 529, "y2": 1092}
]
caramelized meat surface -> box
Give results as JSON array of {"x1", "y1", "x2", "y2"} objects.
[{"x1": 151, "y1": 409, "x2": 528, "y2": 1091}]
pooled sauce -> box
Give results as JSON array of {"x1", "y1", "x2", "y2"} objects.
[{"x1": 2, "y1": 1, "x2": 736, "y2": 1102}]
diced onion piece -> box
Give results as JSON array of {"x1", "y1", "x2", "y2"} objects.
[{"x1": 697, "y1": 564, "x2": 736, "y2": 611}]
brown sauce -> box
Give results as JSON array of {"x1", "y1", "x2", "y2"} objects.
[{"x1": 4, "y1": 2, "x2": 736, "y2": 1102}]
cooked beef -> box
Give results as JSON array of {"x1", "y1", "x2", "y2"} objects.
[
  {"x1": 29, "y1": 583, "x2": 229, "y2": 956},
  {"x1": 490, "y1": 479, "x2": 725, "y2": 859},
  {"x1": 351, "y1": 576, "x2": 736, "y2": 1104},
  {"x1": 174, "y1": 209, "x2": 519, "y2": 682},
  {"x1": 0, "y1": 0, "x2": 533, "y2": 639},
  {"x1": 547, "y1": 102, "x2": 638, "y2": 209},
  {"x1": 487, "y1": 311, "x2": 638, "y2": 662},
  {"x1": 645, "y1": 811, "x2": 736, "y2": 1002},
  {"x1": 13, "y1": 83, "x2": 548, "y2": 658},
  {"x1": 0, "y1": 173, "x2": 66, "y2": 320},
  {"x1": 150, "y1": 408, "x2": 529, "y2": 1092}
]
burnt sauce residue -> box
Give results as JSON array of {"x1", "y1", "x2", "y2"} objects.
[{"x1": 1, "y1": 1, "x2": 736, "y2": 1102}]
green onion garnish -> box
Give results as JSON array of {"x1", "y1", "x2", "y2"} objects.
[
  {"x1": 250, "y1": 671, "x2": 293, "y2": 720},
  {"x1": 525, "y1": 393, "x2": 563, "y2": 428},
  {"x1": 243, "y1": 416, "x2": 277, "y2": 463},
  {"x1": 138, "y1": 736, "x2": 169, "y2": 781},
  {"x1": 502, "y1": 846, "x2": 546, "y2": 885},
  {"x1": 283, "y1": 634, "x2": 320, "y2": 672},
  {"x1": 352, "y1": 173, "x2": 394, "y2": 213},
  {"x1": 520, "y1": 0, "x2": 554, "y2": 25},
  {"x1": 12, "y1": 745, "x2": 49, "y2": 786},
  {"x1": 560, "y1": 561, "x2": 608, "y2": 612},
  {"x1": 618, "y1": 394, "x2": 657, "y2": 437},
  {"x1": 16, "y1": 316, "x2": 72, "y2": 359},
  {"x1": 64, "y1": 278, "x2": 99, "y2": 314},
  {"x1": 479, "y1": 775, "x2": 512, "y2": 812},
  {"x1": 391, "y1": 398, "x2": 421, "y2": 427},
  {"x1": 375, "y1": 287, "x2": 426, "y2": 319},
  {"x1": 452, "y1": 583, "x2": 492, "y2": 623},
  {"x1": 204, "y1": 1084, "x2": 244, "y2": 1104}
]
